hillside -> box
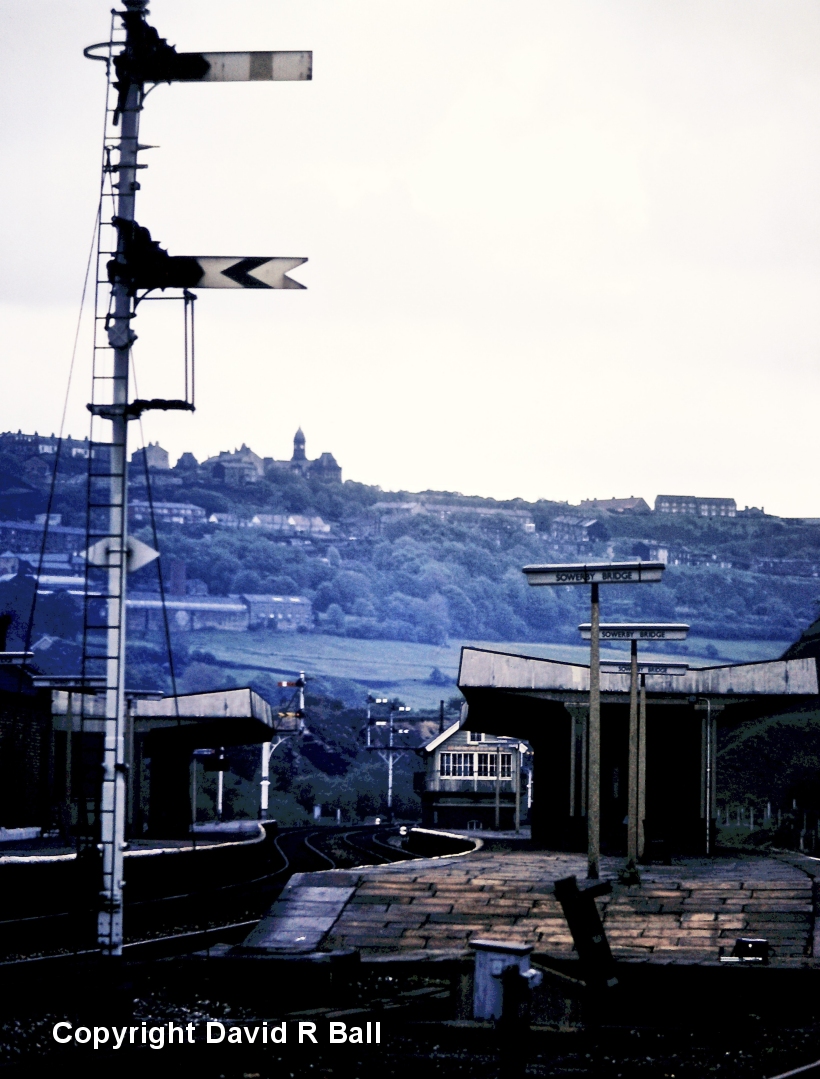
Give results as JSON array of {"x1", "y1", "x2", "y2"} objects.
[
  {"x1": 123, "y1": 469, "x2": 818, "y2": 649},
  {"x1": 0, "y1": 429, "x2": 817, "y2": 664},
  {"x1": 0, "y1": 425, "x2": 815, "y2": 651}
]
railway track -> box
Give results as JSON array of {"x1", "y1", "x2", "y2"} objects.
[{"x1": 0, "y1": 825, "x2": 416, "y2": 966}]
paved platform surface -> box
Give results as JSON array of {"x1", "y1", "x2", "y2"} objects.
[{"x1": 246, "y1": 849, "x2": 819, "y2": 966}]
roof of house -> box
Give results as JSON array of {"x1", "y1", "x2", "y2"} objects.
[{"x1": 552, "y1": 516, "x2": 600, "y2": 528}]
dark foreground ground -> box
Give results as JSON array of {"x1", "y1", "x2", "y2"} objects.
[
  {"x1": 2, "y1": 1015, "x2": 819, "y2": 1078},
  {"x1": 1, "y1": 962, "x2": 820, "y2": 1079}
]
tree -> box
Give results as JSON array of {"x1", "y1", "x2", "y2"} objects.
[{"x1": 325, "y1": 604, "x2": 346, "y2": 634}]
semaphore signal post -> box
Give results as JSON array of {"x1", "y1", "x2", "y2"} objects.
[{"x1": 83, "y1": 0, "x2": 311, "y2": 958}]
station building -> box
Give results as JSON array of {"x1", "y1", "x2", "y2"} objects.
[{"x1": 457, "y1": 647, "x2": 818, "y2": 856}]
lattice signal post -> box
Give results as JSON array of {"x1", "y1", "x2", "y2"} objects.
[
  {"x1": 83, "y1": 1, "x2": 311, "y2": 957},
  {"x1": 367, "y1": 701, "x2": 412, "y2": 822}
]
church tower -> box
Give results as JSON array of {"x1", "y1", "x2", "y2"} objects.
[{"x1": 292, "y1": 427, "x2": 307, "y2": 462}]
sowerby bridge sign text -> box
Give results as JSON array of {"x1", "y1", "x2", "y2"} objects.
[
  {"x1": 523, "y1": 563, "x2": 665, "y2": 586},
  {"x1": 578, "y1": 623, "x2": 690, "y2": 641}
]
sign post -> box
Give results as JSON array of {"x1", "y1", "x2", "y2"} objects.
[
  {"x1": 579, "y1": 624, "x2": 689, "y2": 870},
  {"x1": 522, "y1": 563, "x2": 665, "y2": 878}
]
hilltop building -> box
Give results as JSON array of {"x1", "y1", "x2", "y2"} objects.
[
  {"x1": 371, "y1": 501, "x2": 535, "y2": 531},
  {"x1": 205, "y1": 512, "x2": 330, "y2": 536},
  {"x1": 199, "y1": 431, "x2": 342, "y2": 486},
  {"x1": 579, "y1": 496, "x2": 651, "y2": 515},
  {"x1": 655, "y1": 495, "x2": 737, "y2": 518},
  {"x1": 0, "y1": 431, "x2": 92, "y2": 494},
  {"x1": 266, "y1": 429, "x2": 342, "y2": 483},
  {"x1": 0, "y1": 431, "x2": 92, "y2": 461},
  {"x1": 129, "y1": 501, "x2": 207, "y2": 527},
  {"x1": 202, "y1": 444, "x2": 265, "y2": 486},
  {"x1": 549, "y1": 515, "x2": 608, "y2": 546},
  {"x1": 131, "y1": 442, "x2": 170, "y2": 472},
  {"x1": 174, "y1": 452, "x2": 199, "y2": 473}
]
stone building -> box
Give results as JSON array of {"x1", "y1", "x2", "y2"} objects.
[
  {"x1": 242, "y1": 594, "x2": 313, "y2": 631},
  {"x1": 549, "y1": 516, "x2": 608, "y2": 546},
  {"x1": 131, "y1": 442, "x2": 170, "y2": 472},
  {"x1": 126, "y1": 592, "x2": 313, "y2": 633},
  {"x1": 580, "y1": 496, "x2": 651, "y2": 515},
  {"x1": 127, "y1": 594, "x2": 250, "y2": 633},
  {"x1": 655, "y1": 495, "x2": 737, "y2": 517},
  {"x1": 130, "y1": 501, "x2": 207, "y2": 526},
  {"x1": 202, "y1": 444, "x2": 265, "y2": 485},
  {"x1": 265, "y1": 429, "x2": 342, "y2": 483},
  {"x1": 0, "y1": 430, "x2": 92, "y2": 462}
]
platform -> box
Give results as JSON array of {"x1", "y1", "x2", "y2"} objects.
[
  {"x1": 0, "y1": 825, "x2": 266, "y2": 863},
  {"x1": 242, "y1": 848, "x2": 818, "y2": 966}
]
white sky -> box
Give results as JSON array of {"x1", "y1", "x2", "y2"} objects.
[{"x1": 1, "y1": 1, "x2": 819, "y2": 514}]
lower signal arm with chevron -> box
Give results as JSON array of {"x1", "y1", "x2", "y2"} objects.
[{"x1": 107, "y1": 218, "x2": 306, "y2": 292}]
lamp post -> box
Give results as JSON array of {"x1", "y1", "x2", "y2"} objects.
[
  {"x1": 581, "y1": 624, "x2": 689, "y2": 871},
  {"x1": 523, "y1": 562, "x2": 665, "y2": 878}
]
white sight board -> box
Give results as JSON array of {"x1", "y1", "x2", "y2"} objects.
[
  {"x1": 599, "y1": 662, "x2": 689, "y2": 676},
  {"x1": 180, "y1": 52, "x2": 313, "y2": 82},
  {"x1": 194, "y1": 257, "x2": 308, "y2": 289},
  {"x1": 578, "y1": 623, "x2": 690, "y2": 641},
  {"x1": 522, "y1": 562, "x2": 665, "y2": 586}
]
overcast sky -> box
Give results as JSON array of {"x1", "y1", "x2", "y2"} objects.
[{"x1": 1, "y1": 1, "x2": 819, "y2": 514}]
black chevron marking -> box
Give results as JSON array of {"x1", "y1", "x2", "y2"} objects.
[{"x1": 221, "y1": 257, "x2": 272, "y2": 288}]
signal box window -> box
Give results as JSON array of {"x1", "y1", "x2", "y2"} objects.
[{"x1": 440, "y1": 753, "x2": 474, "y2": 777}]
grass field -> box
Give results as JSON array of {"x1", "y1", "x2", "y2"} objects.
[{"x1": 185, "y1": 630, "x2": 792, "y2": 711}]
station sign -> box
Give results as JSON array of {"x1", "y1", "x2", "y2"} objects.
[
  {"x1": 600, "y1": 662, "x2": 689, "y2": 676},
  {"x1": 522, "y1": 562, "x2": 665, "y2": 586},
  {"x1": 578, "y1": 623, "x2": 689, "y2": 641}
]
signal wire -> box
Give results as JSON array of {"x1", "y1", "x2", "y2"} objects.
[{"x1": 20, "y1": 202, "x2": 101, "y2": 689}]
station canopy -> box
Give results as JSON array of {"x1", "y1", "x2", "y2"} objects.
[
  {"x1": 49, "y1": 686, "x2": 292, "y2": 748},
  {"x1": 457, "y1": 646, "x2": 819, "y2": 732}
]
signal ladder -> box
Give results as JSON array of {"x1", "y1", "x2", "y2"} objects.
[{"x1": 77, "y1": 15, "x2": 129, "y2": 846}]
